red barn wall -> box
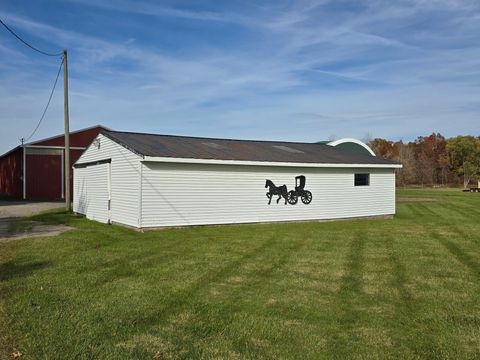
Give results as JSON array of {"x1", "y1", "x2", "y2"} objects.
[
  {"x1": 26, "y1": 154, "x2": 62, "y2": 199},
  {"x1": 0, "y1": 126, "x2": 107, "y2": 200},
  {"x1": 0, "y1": 148, "x2": 23, "y2": 198},
  {"x1": 32, "y1": 126, "x2": 106, "y2": 147},
  {"x1": 24, "y1": 148, "x2": 91, "y2": 200}
]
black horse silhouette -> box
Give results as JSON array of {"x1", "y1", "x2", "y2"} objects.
[{"x1": 265, "y1": 179, "x2": 288, "y2": 205}]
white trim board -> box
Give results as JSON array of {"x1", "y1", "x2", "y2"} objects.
[
  {"x1": 328, "y1": 138, "x2": 376, "y2": 156},
  {"x1": 25, "y1": 145, "x2": 86, "y2": 150},
  {"x1": 141, "y1": 156, "x2": 402, "y2": 169}
]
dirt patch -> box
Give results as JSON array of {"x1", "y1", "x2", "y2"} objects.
[
  {"x1": 0, "y1": 219, "x2": 73, "y2": 242},
  {"x1": 0, "y1": 202, "x2": 71, "y2": 241},
  {"x1": 397, "y1": 197, "x2": 445, "y2": 203}
]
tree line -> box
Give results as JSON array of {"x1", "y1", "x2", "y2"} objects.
[{"x1": 368, "y1": 134, "x2": 480, "y2": 188}]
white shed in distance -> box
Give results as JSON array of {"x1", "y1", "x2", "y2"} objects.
[{"x1": 73, "y1": 131, "x2": 401, "y2": 228}]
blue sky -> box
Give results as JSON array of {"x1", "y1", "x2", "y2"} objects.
[{"x1": 1, "y1": 0, "x2": 479, "y2": 154}]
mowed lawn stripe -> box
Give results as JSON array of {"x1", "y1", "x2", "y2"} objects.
[
  {"x1": 438, "y1": 201, "x2": 479, "y2": 221},
  {"x1": 324, "y1": 231, "x2": 367, "y2": 357},
  {"x1": 1, "y1": 189, "x2": 479, "y2": 359},
  {"x1": 385, "y1": 235, "x2": 443, "y2": 358},
  {"x1": 431, "y1": 230, "x2": 480, "y2": 278}
]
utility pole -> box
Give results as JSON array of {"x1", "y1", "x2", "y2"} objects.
[{"x1": 63, "y1": 49, "x2": 71, "y2": 211}]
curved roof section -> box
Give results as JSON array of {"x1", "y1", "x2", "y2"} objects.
[
  {"x1": 327, "y1": 138, "x2": 376, "y2": 156},
  {"x1": 102, "y1": 131, "x2": 396, "y2": 166}
]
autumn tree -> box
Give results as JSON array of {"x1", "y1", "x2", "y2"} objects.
[
  {"x1": 369, "y1": 138, "x2": 396, "y2": 159},
  {"x1": 368, "y1": 133, "x2": 469, "y2": 187},
  {"x1": 447, "y1": 136, "x2": 480, "y2": 188},
  {"x1": 396, "y1": 141, "x2": 416, "y2": 187},
  {"x1": 412, "y1": 133, "x2": 449, "y2": 186}
]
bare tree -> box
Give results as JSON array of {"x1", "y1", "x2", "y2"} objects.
[{"x1": 328, "y1": 134, "x2": 337, "y2": 142}]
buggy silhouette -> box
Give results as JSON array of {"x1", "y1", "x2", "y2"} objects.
[{"x1": 287, "y1": 175, "x2": 312, "y2": 205}]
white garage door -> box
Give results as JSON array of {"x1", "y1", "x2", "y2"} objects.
[
  {"x1": 73, "y1": 161, "x2": 111, "y2": 224},
  {"x1": 73, "y1": 167, "x2": 87, "y2": 215}
]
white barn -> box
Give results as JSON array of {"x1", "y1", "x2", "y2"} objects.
[{"x1": 73, "y1": 131, "x2": 401, "y2": 228}]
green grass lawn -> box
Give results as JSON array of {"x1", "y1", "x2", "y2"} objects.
[{"x1": 1, "y1": 188, "x2": 479, "y2": 359}]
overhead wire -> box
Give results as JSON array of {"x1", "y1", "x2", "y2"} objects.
[
  {"x1": 0, "y1": 17, "x2": 65, "y2": 143},
  {"x1": 0, "y1": 17, "x2": 63, "y2": 57},
  {"x1": 23, "y1": 56, "x2": 64, "y2": 143}
]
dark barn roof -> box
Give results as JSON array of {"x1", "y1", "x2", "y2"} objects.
[
  {"x1": 102, "y1": 131, "x2": 399, "y2": 166},
  {"x1": 0, "y1": 125, "x2": 109, "y2": 159}
]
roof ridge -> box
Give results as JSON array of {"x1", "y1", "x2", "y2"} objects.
[
  {"x1": 28, "y1": 125, "x2": 110, "y2": 146},
  {"x1": 101, "y1": 130, "x2": 400, "y2": 166},
  {"x1": 103, "y1": 130, "x2": 327, "y2": 146}
]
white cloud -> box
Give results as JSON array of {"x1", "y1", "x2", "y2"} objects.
[{"x1": 0, "y1": 0, "x2": 479, "y2": 154}]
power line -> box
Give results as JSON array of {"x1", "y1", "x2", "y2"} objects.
[
  {"x1": 1, "y1": 17, "x2": 71, "y2": 209},
  {"x1": 0, "y1": 17, "x2": 63, "y2": 57},
  {"x1": 23, "y1": 57, "x2": 64, "y2": 143}
]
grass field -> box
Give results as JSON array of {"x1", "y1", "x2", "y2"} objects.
[{"x1": 1, "y1": 188, "x2": 479, "y2": 359}]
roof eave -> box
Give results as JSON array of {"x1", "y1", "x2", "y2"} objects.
[
  {"x1": 141, "y1": 156, "x2": 402, "y2": 169},
  {"x1": 0, "y1": 145, "x2": 22, "y2": 159},
  {"x1": 27, "y1": 124, "x2": 110, "y2": 146},
  {"x1": 100, "y1": 131, "x2": 145, "y2": 158}
]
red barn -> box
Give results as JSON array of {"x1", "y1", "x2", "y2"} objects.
[{"x1": 0, "y1": 125, "x2": 108, "y2": 200}]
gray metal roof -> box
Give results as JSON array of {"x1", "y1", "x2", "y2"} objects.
[{"x1": 102, "y1": 131, "x2": 398, "y2": 165}]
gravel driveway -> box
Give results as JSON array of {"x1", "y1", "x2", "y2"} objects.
[
  {"x1": 0, "y1": 201, "x2": 64, "y2": 218},
  {"x1": 0, "y1": 201, "x2": 71, "y2": 241}
]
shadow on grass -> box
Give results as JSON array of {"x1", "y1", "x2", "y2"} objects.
[
  {"x1": 133, "y1": 233, "x2": 280, "y2": 329},
  {"x1": 120, "y1": 231, "x2": 311, "y2": 358},
  {"x1": 29, "y1": 209, "x2": 76, "y2": 226},
  {"x1": 29, "y1": 209, "x2": 140, "y2": 238},
  {"x1": 0, "y1": 260, "x2": 53, "y2": 282}
]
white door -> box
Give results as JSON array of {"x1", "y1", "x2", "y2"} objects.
[
  {"x1": 85, "y1": 162, "x2": 111, "y2": 224},
  {"x1": 73, "y1": 167, "x2": 87, "y2": 214}
]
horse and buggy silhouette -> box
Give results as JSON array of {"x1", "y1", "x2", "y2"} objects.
[{"x1": 265, "y1": 175, "x2": 313, "y2": 205}]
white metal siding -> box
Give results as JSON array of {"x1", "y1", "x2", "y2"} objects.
[
  {"x1": 73, "y1": 163, "x2": 110, "y2": 223},
  {"x1": 140, "y1": 162, "x2": 396, "y2": 228},
  {"x1": 74, "y1": 134, "x2": 141, "y2": 227},
  {"x1": 89, "y1": 164, "x2": 109, "y2": 223},
  {"x1": 73, "y1": 167, "x2": 87, "y2": 214}
]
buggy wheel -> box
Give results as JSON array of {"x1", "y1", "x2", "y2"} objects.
[
  {"x1": 301, "y1": 190, "x2": 312, "y2": 204},
  {"x1": 287, "y1": 191, "x2": 298, "y2": 205}
]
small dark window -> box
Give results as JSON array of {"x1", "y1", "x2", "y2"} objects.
[{"x1": 354, "y1": 173, "x2": 370, "y2": 186}]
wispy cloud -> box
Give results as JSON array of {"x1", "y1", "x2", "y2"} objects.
[
  {"x1": 0, "y1": 0, "x2": 479, "y2": 154},
  {"x1": 65, "y1": 0, "x2": 258, "y2": 26}
]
